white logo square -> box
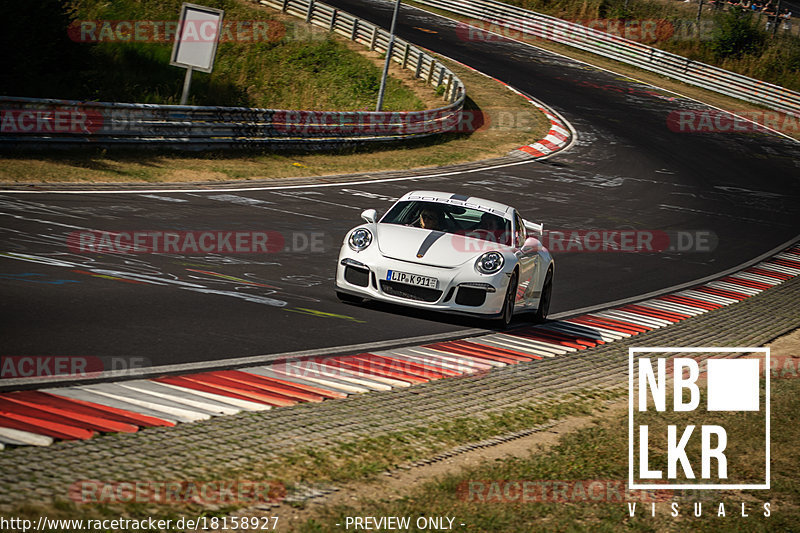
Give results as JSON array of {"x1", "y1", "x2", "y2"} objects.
[{"x1": 707, "y1": 359, "x2": 760, "y2": 411}]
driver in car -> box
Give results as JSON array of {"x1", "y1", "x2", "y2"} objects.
[
  {"x1": 478, "y1": 212, "x2": 507, "y2": 244},
  {"x1": 419, "y1": 207, "x2": 446, "y2": 231}
]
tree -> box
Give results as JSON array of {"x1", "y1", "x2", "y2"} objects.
[{"x1": 710, "y1": 6, "x2": 765, "y2": 59}]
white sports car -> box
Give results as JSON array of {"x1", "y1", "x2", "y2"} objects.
[{"x1": 335, "y1": 191, "x2": 554, "y2": 327}]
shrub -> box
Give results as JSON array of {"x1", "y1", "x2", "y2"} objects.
[{"x1": 709, "y1": 6, "x2": 765, "y2": 59}]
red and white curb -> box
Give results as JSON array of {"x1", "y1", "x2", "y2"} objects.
[
  {"x1": 492, "y1": 80, "x2": 573, "y2": 158},
  {"x1": 517, "y1": 105, "x2": 571, "y2": 158},
  {"x1": 0, "y1": 243, "x2": 798, "y2": 448}
]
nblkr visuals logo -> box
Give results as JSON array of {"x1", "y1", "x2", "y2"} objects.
[{"x1": 628, "y1": 347, "x2": 771, "y2": 519}]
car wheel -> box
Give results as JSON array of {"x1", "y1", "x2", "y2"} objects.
[
  {"x1": 533, "y1": 268, "x2": 553, "y2": 323},
  {"x1": 336, "y1": 291, "x2": 364, "y2": 304},
  {"x1": 498, "y1": 271, "x2": 518, "y2": 329}
]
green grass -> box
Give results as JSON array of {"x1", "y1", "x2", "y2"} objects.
[
  {"x1": 202, "y1": 390, "x2": 622, "y2": 495},
  {"x1": 0, "y1": 1, "x2": 552, "y2": 183},
  {"x1": 1, "y1": 0, "x2": 423, "y2": 111},
  {"x1": 299, "y1": 378, "x2": 800, "y2": 532},
  {"x1": 0, "y1": 58, "x2": 550, "y2": 184},
  {"x1": 0, "y1": 1, "x2": 555, "y2": 184}
]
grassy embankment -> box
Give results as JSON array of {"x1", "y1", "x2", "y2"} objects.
[
  {"x1": 3, "y1": 0, "x2": 424, "y2": 110},
  {"x1": 302, "y1": 373, "x2": 800, "y2": 532},
  {"x1": 0, "y1": 0, "x2": 549, "y2": 184}
]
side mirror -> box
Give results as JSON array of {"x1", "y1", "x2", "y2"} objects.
[
  {"x1": 361, "y1": 209, "x2": 378, "y2": 224},
  {"x1": 522, "y1": 236, "x2": 543, "y2": 253}
]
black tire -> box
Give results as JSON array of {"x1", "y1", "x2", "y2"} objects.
[
  {"x1": 533, "y1": 268, "x2": 553, "y2": 323},
  {"x1": 498, "y1": 271, "x2": 518, "y2": 329},
  {"x1": 336, "y1": 291, "x2": 364, "y2": 304}
]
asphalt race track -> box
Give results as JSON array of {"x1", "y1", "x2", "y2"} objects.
[{"x1": 1, "y1": 0, "x2": 798, "y2": 373}]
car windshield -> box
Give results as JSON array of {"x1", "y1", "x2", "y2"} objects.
[{"x1": 380, "y1": 200, "x2": 512, "y2": 246}]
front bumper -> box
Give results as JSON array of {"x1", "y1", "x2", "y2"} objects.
[{"x1": 335, "y1": 246, "x2": 512, "y2": 317}]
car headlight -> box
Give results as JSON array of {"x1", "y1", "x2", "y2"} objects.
[
  {"x1": 475, "y1": 251, "x2": 504, "y2": 274},
  {"x1": 348, "y1": 228, "x2": 373, "y2": 251}
]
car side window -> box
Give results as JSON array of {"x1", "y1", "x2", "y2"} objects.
[{"x1": 514, "y1": 212, "x2": 526, "y2": 248}]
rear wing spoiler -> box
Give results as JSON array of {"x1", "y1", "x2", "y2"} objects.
[{"x1": 523, "y1": 219, "x2": 544, "y2": 235}]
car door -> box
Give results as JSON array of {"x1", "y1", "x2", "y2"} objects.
[{"x1": 512, "y1": 210, "x2": 539, "y2": 307}]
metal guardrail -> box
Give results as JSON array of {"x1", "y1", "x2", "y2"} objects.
[
  {"x1": 413, "y1": 0, "x2": 800, "y2": 116},
  {"x1": 0, "y1": 0, "x2": 464, "y2": 149},
  {"x1": 258, "y1": 0, "x2": 464, "y2": 103}
]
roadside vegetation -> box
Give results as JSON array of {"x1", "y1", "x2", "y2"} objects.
[
  {"x1": 496, "y1": 0, "x2": 800, "y2": 91},
  {"x1": 0, "y1": 0, "x2": 550, "y2": 184},
  {"x1": 2, "y1": 0, "x2": 422, "y2": 111},
  {"x1": 301, "y1": 377, "x2": 799, "y2": 532},
  {"x1": 409, "y1": 0, "x2": 800, "y2": 141},
  {"x1": 0, "y1": 57, "x2": 550, "y2": 183}
]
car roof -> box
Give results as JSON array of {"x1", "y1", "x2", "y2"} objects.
[{"x1": 400, "y1": 191, "x2": 513, "y2": 218}]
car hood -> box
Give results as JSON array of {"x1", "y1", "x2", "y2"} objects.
[{"x1": 376, "y1": 223, "x2": 505, "y2": 267}]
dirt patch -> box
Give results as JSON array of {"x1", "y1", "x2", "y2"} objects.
[
  {"x1": 255, "y1": 400, "x2": 628, "y2": 531},
  {"x1": 766, "y1": 326, "x2": 800, "y2": 357},
  {"x1": 162, "y1": 168, "x2": 232, "y2": 182}
]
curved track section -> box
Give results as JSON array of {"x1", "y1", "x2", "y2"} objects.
[
  {"x1": 1, "y1": 0, "x2": 798, "y2": 373},
  {"x1": 0, "y1": 242, "x2": 798, "y2": 446}
]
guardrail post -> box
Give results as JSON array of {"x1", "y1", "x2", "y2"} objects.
[
  {"x1": 282, "y1": 0, "x2": 289, "y2": 12},
  {"x1": 369, "y1": 26, "x2": 378, "y2": 51},
  {"x1": 414, "y1": 52, "x2": 423, "y2": 78},
  {"x1": 351, "y1": 19, "x2": 358, "y2": 41},
  {"x1": 436, "y1": 66, "x2": 445, "y2": 87},
  {"x1": 444, "y1": 73, "x2": 453, "y2": 101},
  {"x1": 401, "y1": 43, "x2": 410, "y2": 69},
  {"x1": 454, "y1": 85, "x2": 462, "y2": 103},
  {"x1": 330, "y1": 9, "x2": 337, "y2": 31},
  {"x1": 427, "y1": 59, "x2": 435, "y2": 84},
  {"x1": 306, "y1": 0, "x2": 315, "y2": 23}
]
